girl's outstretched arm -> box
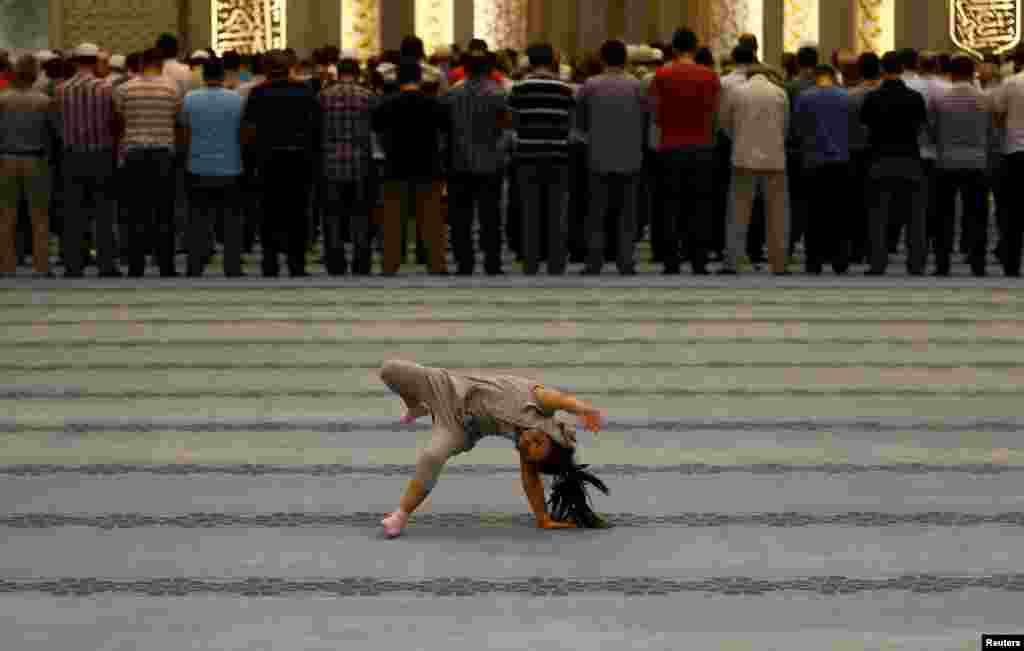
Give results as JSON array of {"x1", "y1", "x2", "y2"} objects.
[{"x1": 533, "y1": 386, "x2": 605, "y2": 433}]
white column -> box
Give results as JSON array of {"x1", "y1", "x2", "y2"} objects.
[
  {"x1": 416, "y1": 0, "x2": 454, "y2": 55},
  {"x1": 473, "y1": 0, "x2": 528, "y2": 50},
  {"x1": 783, "y1": 0, "x2": 819, "y2": 51},
  {"x1": 342, "y1": 0, "x2": 381, "y2": 58}
]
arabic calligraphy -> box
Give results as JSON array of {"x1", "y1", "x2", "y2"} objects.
[
  {"x1": 214, "y1": 0, "x2": 286, "y2": 54},
  {"x1": 950, "y1": 0, "x2": 1021, "y2": 56}
]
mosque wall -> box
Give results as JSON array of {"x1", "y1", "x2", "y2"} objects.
[
  {"x1": 0, "y1": 0, "x2": 49, "y2": 52},
  {"x1": 3, "y1": 1, "x2": 1013, "y2": 66}
]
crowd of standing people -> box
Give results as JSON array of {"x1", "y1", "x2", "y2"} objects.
[{"x1": 0, "y1": 28, "x2": 1021, "y2": 279}]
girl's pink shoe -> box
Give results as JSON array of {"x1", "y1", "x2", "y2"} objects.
[{"x1": 381, "y1": 511, "x2": 409, "y2": 538}]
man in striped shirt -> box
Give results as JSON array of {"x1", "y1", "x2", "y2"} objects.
[
  {"x1": 55, "y1": 42, "x2": 121, "y2": 278},
  {"x1": 114, "y1": 47, "x2": 184, "y2": 277},
  {"x1": 508, "y1": 42, "x2": 576, "y2": 275},
  {"x1": 930, "y1": 55, "x2": 992, "y2": 277},
  {"x1": 443, "y1": 48, "x2": 511, "y2": 276}
]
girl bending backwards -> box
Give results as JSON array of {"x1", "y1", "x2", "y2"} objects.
[{"x1": 378, "y1": 359, "x2": 610, "y2": 538}]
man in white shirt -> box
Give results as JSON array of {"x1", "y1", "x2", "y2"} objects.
[
  {"x1": 156, "y1": 33, "x2": 192, "y2": 97},
  {"x1": 991, "y1": 49, "x2": 1024, "y2": 276},
  {"x1": 719, "y1": 65, "x2": 791, "y2": 275}
]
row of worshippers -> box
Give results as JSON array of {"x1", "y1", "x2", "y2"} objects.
[{"x1": 1, "y1": 31, "x2": 1022, "y2": 277}]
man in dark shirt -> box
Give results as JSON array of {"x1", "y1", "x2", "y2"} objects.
[
  {"x1": 785, "y1": 45, "x2": 819, "y2": 262},
  {"x1": 242, "y1": 50, "x2": 322, "y2": 277},
  {"x1": 372, "y1": 60, "x2": 451, "y2": 275},
  {"x1": 860, "y1": 51, "x2": 928, "y2": 275},
  {"x1": 443, "y1": 49, "x2": 510, "y2": 276}
]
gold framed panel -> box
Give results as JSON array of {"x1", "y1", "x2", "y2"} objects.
[{"x1": 950, "y1": 0, "x2": 1021, "y2": 59}]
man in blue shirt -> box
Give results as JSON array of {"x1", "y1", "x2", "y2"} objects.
[
  {"x1": 794, "y1": 64, "x2": 852, "y2": 274},
  {"x1": 181, "y1": 58, "x2": 246, "y2": 277}
]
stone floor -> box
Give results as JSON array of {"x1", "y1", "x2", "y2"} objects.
[{"x1": 1, "y1": 249, "x2": 1022, "y2": 650}]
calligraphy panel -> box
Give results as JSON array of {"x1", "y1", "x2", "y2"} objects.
[
  {"x1": 213, "y1": 0, "x2": 286, "y2": 54},
  {"x1": 950, "y1": 0, "x2": 1021, "y2": 57},
  {"x1": 60, "y1": 0, "x2": 179, "y2": 53}
]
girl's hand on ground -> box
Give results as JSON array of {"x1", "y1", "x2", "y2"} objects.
[{"x1": 538, "y1": 518, "x2": 578, "y2": 530}]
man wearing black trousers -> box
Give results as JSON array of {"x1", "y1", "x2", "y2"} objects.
[
  {"x1": 930, "y1": 55, "x2": 991, "y2": 277},
  {"x1": 443, "y1": 48, "x2": 510, "y2": 275},
  {"x1": 860, "y1": 52, "x2": 928, "y2": 276},
  {"x1": 649, "y1": 28, "x2": 721, "y2": 275},
  {"x1": 793, "y1": 64, "x2": 853, "y2": 274},
  {"x1": 992, "y1": 49, "x2": 1024, "y2": 277},
  {"x1": 242, "y1": 50, "x2": 322, "y2": 277}
]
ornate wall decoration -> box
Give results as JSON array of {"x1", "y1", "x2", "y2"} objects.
[
  {"x1": 212, "y1": 0, "x2": 286, "y2": 55},
  {"x1": 709, "y1": 0, "x2": 749, "y2": 58},
  {"x1": 783, "y1": 0, "x2": 818, "y2": 52},
  {"x1": 342, "y1": 0, "x2": 380, "y2": 58},
  {"x1": 857, "y1": 0, "x2": 883, "y2": 52},
  {"x1": 474, "y1": 0, "x2": 528, "y2": 51},
  {"x1": 415, "y1": 0, "x2": 453, "y2": 56},
  {"x1": 0, "y1": 0, "x2": 49, "y2": 51},
  {"x1": 950, "y1": 0, "x2": 1021, "y2": 59},
  {"x1": 857, "y1": 0, "x2": 894, "y2": 53},
  {"x1": 58, "y1": 0, "x2": 179, "y2": 53}
]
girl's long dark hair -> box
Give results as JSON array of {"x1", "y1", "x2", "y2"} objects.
[{"x1": 537, "y1": 443, "x2": 611, "y2": 529}]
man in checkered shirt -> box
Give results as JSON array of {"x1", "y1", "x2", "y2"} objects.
[{"x1": 318, "y1": 50, "x2": 376, "y2": 276}]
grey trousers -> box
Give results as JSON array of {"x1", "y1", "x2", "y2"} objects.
[
  {"x1": 516, "y1": 159, "x2": 570, "y2": 275},
  {"x1": 586, "y1": 171, "x2": 639, "y2": 273},
  {"x1": 726, "y1": 169, "x2": 789, "y2": 273},
  {"x1": 62, "y1": 150, "x2": 118, "y2": 274}
]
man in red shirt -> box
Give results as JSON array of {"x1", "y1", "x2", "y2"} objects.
[
  {"x1": 648, "y1": 28, "x2": 721, "y2": 274},
  {"x1": 448, "y1": 39, "x2": 505, "y2": 86},
  {"x1": 0, "y1": 52, "x2": 12, "y2": 91}
]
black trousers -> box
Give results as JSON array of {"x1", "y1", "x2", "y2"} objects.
[
  {"x1": 933, "y1": 168, "x2": 988, "y2": 274},
  {"x1": 122, "y1": 148, "x2": 176, "y2": 276},
  {"x1": 323, "y1": 177, "x2": 373, "y2": 275},
  {"x1": 659, "y1": 145, "x2": 714, "y2": 273},
  {"x1": 260, "y1": 151, "x2": 312, "y2": 276},
  {"x1": 712, "y1": 134, "x2": 731, "y2": 256},
  {"x1": 1003, "y1": 152, "x2": 1024, "y2": 276},
  {"x1": 889, "y1": 158, "x2": 936, "y2": 254},
  {"x1": 848, "y1": 149, "x2": 872, "y2": 262},
  {"x1": 786, "y1": 151, "x2": 806, "y2": 257},
  {"x1": 448, "y1": 171, "x2": 503, "y2": 274},
  {"x1": 868, "y1": 157, "x2": 927, "y2": 274},
  {"x1": 187, "y1": 174, "x2": 243, "y2": 277},
  {"x1": 805, "y1": 162, "x2": 853, "y2": 273}
]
